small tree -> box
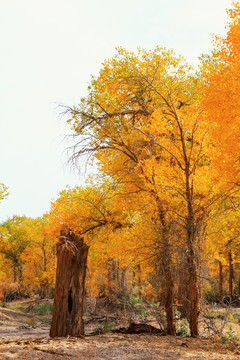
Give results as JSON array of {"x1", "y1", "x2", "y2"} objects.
[{"x1": 0, "y1": 216, "x2": 31, "y2": 284}]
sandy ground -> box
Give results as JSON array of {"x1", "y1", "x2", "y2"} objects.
[{"x1": 0, "y1": 304, "x2": 239, "y2": 359}]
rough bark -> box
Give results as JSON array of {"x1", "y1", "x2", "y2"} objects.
[
  {"x1": 40, "y1": 279, "x2": 49, "y2": 299},
  {"x1": 107, "y1": 258, "x2": 114, "y2": 295},
  {"x1": 185, "y1": 168, "x2": 201, "y2": 337},
  {"x1": 114, "y1": 322, "x2": 164, "y2": 334},
  {"x1": 132, "y1": 264, "x2": 142, "y2": 297},
  {"x1": 164, "y1": 270, "x2": 175, "y2": 335},
  {"x1": 136, "y1": 264, "x2": 141, "y2": 289},
  {"x1": 50, "y1": 225, "x2": 89, "y2": 338},
  {"x1": 177, "y1": 262, "x2": 189, "y2": 319},
  {"x1": 158, "y1": 206, "x2": 176, "y2": 336},
  {"x1": 218, "y1": 260, "x2": 223, "y2": 303},
  {"x1": 186, "y1": 217, "x2": 201, "y2": 337},
  {"x1": 229, "y1": 251, "x2": 233, "y2": 303},
  {"x1": 188, "y1": 255, "x2": 200, "y2": 337},
  {"x1": 186, "y1": 214, "x2": 201, "y2": 337},
  {"x1": 238, "y1": 266, "x2": 240, "y2": 302}
]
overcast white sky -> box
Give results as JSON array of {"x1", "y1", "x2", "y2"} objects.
[{"x1": 0, "y1": 0, "x2": 233, "y2": 222}]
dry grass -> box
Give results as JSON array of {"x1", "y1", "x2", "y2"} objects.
[{"x1": 0, "y1": 299, "x2": 239, "y2": 359}]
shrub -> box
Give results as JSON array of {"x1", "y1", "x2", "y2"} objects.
[
  {"x1": 94, "y1": 321, "x2": 115, "y2": 334},
  {"x1": 26, "y1": 302, "x2": 53, "y2": 315},
  {"x1": 176, "y1": 319, "x2": 190, "y2": 337}
]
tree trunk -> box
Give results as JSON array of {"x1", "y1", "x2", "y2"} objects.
[
  {"x1": 160, "y1": 224, "x2": 175, "y2": 335},
  {"x1": 238, "y1": 266, "x2": 240, "y2": 303},
  {"x1": 40, "y1": 278, "x2": 49, "y2": 299},
  {"x1": 156, "y1": 200, "x2": 176, "y2": 336},
  {"x1": 107, "y1": 258, "x2": 114, "y2": 295},
  {"x1": 13, "y1": 264, "x2": 17, "y2": 283},
  {"x1": 121, "y1": 267, "x2": 126, "y2": 296},
  {"x1": 133, "y1": 264, "x2": 142, "y2": 297},
  {"x1": 186, "y1": 222, "x2": 201, "y2": 337},
  {"x1": 50, "y1": 225, "x2": 89, "y2": 338},
  {"x1": 164, "y1": 270, "x2": 175, "y2": 335},
  {"x1": 177, "y1": 263, "x2": 189, "y2": 319},
  {"x1": 136, "y1": 264, "x2": 141, "y2": 289},
  {"x1": 185, "y1": 181, "x2": 201, "y2": 337},
  {"x1": 160, "y1": 228, "x2": 175, "y2": 335},
  {"x1": 188, "y1": 256, "x2": 200, "y2": 337},
  {"x1": 218, "y1": 260, "x2": 223, "y2": 303},
  {"x1": 229, "y1": 251, "x2": 233, "y2": 304}
]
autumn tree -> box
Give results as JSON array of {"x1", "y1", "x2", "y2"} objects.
[
  {"x1": 47, "y1": 184, "x2": 134, "y2": 297},
  {"x1": 201, "y1": 2, "x2": 240, "y2": 184},
  {"x1": 0, "y1": 184, "x2": 9, "y2": 203},
  {"x1": 0, "y1": 216, "x2": 31, "y2": 284},
  {"x1": 22, "y1": 216, "x2": 55, "y2": 298},
  {"x1": 47, "y1": 184, "x2": 142, "y2": 337},
  {"x1": 204, "y1": 198, "x2": 240, "y2": 304},
  {"x1": 65, "y1": 47, "x2": 217, "y2": 336},
  {"x1": 0, "y1": 215, "x2": 55, "y2": 299},
  {"x1": 199, "y1": 2, "x2": 240, "y2": 305}
]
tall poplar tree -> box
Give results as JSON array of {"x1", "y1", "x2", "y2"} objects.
[{"x1": 66, "y1": 47, "x2": 216, "y2": 336}]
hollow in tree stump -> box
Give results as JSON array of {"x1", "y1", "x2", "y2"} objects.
[{"x1": 50, "y1": 225, "x2": 89, "y2": 338}]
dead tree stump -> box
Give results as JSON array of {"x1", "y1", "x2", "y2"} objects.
[{"x1": 50, "y1": 225, "x2": 89, "y2": 338}]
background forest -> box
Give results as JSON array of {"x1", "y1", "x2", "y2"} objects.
[{"x1": 1, "y1": 1, "x2": 240, "y2": 341}]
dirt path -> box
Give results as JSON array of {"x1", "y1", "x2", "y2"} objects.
[
  {"x1": 0, "y1": 333, "x2": 240, "y2": 360},
  {"x1": 0, "y1": 305, "x2": 239, "y2": 359}
]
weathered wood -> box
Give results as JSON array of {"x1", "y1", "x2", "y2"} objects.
[
  {"x1": 114, "y1": 322, "x2": 165, "y2": 334},
  {"x1": 218, "y1": 260, "x2": 223, "y2": 303},
  {"x1": 229, "y1": 251, "x2": 234, "y2": 304},
  {"x1": 50, "y1": 225, "x2": 89, "y2": 338}
]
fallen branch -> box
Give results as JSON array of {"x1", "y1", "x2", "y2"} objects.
[
  {"x1": 113, "y1": 322, "x2": 165, "y2": 334},
  {"x1": 33, "y1": 347, "x2": 71, "y2": 356}
]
